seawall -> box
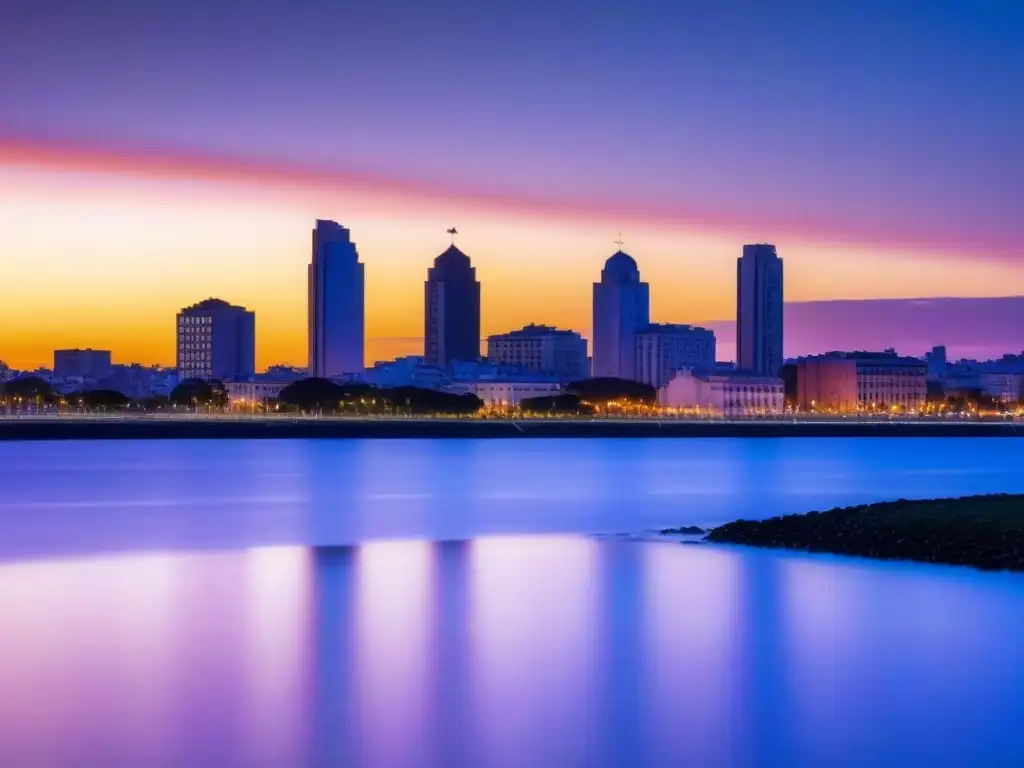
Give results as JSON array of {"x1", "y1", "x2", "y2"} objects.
[{"x1": 1, "y1": 417, "x2": 1022, "y2": 441}]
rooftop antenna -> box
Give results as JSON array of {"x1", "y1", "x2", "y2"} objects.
[
  {"x1": 614, "y1": 233, "x2": 624, "y2": 250},
  {"x1": 447, "y1": 227, "x2": 458, "y2": 245}
]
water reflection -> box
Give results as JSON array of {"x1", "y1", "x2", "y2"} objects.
[
  {"x1": 1, "y1": 539, "x2": 1023, "y2": 766},
  {"x1": 5, "y1": 437, "x2": 1024, "y2": 560}
]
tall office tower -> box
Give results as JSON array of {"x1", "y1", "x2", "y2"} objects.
[
  {"x1": 424, "y1": 242, "x2": 481, "y2": 367},
  {"x1": 737, "y1": 243, "x2": 784, "y2": 376},
  {"x1": 592, "y1": 248, "x2": 650, "y2": 381},
  {"x1": 176, "y1": 298, "x2": 256, "y2": 381},
  {"x1": 308, "y1": 220, "x2": 365, "y2": 377}
]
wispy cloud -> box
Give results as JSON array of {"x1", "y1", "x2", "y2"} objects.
[{"x1": 1, "y1": 131, "x2": 1018, "y2": 259}]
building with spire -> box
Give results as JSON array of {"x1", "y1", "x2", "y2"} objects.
[
  {"x1": 424, "y1": 235, "x2": 481, "y2": 367},
  {"x1": 737, "y1": 243, "x2": 784, "y2": 376},
  {"x1": 592, "y1": 247, "x2": 650, "y2": 381},
  {"x1": 308, "y1": 220, "x2": 365, "y2": 377}
]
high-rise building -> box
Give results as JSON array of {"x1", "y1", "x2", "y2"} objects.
[
  {"x1": 308, "y1": 220, "x2": 365, "y2": 377},
  {"x1": 592, "y1": 249, "x2": 650, "y2": 381},
  {"x1": 737, "y1": 243, "x2": 784, "y2": 376},
  {"x1": 635, "y1": 323, "x2": 716, "y2": 388},
  {"x1": 176, "y1": 298, "x2": 255, "y2": 381},
  {"x1": 53, "y1": 348, "x2": 112, "y2": 379},
  {"x1": 487, "y1": 324, "x2": 589, "y2": 382},
  {"x1": 425, "y1": 243, "x2": 481, "y2": 367}
]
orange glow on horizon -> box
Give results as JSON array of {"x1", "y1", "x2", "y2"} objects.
[{"x1": 1, "y1": 142, "x2": 1022, "y2": 371}]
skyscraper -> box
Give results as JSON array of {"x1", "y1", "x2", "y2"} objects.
[
  {"x1": 176, "y1": 298, "x2": 255, "y2": 381},
  {"x1": 308, "y1": 220, "x2": 365, "y2": 377},
  {"x1": 737, "y1": 243, "x2": 784, "y2": 376},
  {"x1": 424, "y1": 241, "x2": 481, "y2": 367},
  {"x1": 592, "y1": 249, "x2": 650, "y2": 381}
]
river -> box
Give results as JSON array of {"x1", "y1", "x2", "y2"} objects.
[{"x1": 1, "y1": 438, "x2": 1023, "y2": 766}]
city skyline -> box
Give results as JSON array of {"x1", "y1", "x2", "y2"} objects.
[{"x1": 1, "y1": 1, "x2": 1021, "y2": 369}]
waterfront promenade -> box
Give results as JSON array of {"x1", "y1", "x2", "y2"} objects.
[{"x1": 1, "y1": 414, "x2": 1022, "y2": 440}]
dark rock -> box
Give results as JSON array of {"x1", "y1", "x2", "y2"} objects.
[
  {"x1": 706, "y1": 494, "x2": 1024, "y2": 572},
  {"x1": 660, "y1": 526, "x2": 706, "y2": 535}
]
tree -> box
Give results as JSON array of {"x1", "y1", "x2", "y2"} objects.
[
  {"x1": 780, "y1": 363, "x2": 799, "y2": 408},
  {"x1": 170, "y1": 378, "x2": 227, "y2": 408},
  {"x1": 926, "y1": 380, "x2": 946, "y2": 404},
  {"x1": 136, "y1": 394, "x2": 171, "y2": 411},
  {"x1": 77, "y1": 389, "x2": 131, "y2": 409},
  {"x1": 3, "y1": 376, "x2": 54, "y2": 401},
  {"x1": 382, "y1": 386, "x2": 483, "y2": 415},
  {"x1": 519, "y1": 394, "x2": 593, "y2": 415},
  {"x1": 565, "y1": 377, "x2": 657, "y2": 405},
  {"x1": 278, "y1": 378, "x2": 346, "y2": 411}
]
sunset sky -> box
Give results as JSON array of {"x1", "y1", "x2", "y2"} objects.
[{"x1": 1, "y1": 0, "x2": 1021, "y2": 370}]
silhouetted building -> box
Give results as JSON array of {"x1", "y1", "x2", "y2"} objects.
[
  {"x1": 737, "y1": 244, "x2": 784, "y2": 376},
  {"x1": 176, "y1": 298, "x2": 255, "y2": 381},
  {"x1": 635, "y1": 323, "x2": 716, "y2": 388},
  {"x1": 53, "y1": 348, "x2": 112, "y2": 380},
  {"x1": 487, "y1": 324, "x2": 589, "y2": 382},
  {"x1": 425, "y1": 244, "x2": 481, "y2": 367},
  {"x1": 925, "y1": 345, "x2": 948, "y2": 380},
  {"x1": 308, "y1": 220, "x2": 365, "y2": 377},
  {"x1": 592, "y1": 249, "x2": 650, "y2": 381}
]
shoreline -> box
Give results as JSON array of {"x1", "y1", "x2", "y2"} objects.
[{"x1": 1, "y1": 416, "x2": 1023, "y2": 441}]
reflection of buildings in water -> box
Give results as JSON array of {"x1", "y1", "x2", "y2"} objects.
[
  {"x1": 308, "y1": 546, "x2": 361, "y2": 766},
  {"x1": 429, "y1": 540, "x2": 475, "y2": 766}
]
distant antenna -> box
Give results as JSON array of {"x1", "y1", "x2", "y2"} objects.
[
  {"x1": 614, "y1": 233, "x2": 624, "y2": 249},
  {"x1": 447, "y1": 227, "x2": 458, "y2": 245}
]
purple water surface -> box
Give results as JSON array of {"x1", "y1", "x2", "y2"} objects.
[{"x1": 1, "y1": 438, "x2": 1023, "y2": 766}]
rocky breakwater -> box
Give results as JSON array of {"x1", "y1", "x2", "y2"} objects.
[{"x1": 706, "y1": 494, "x2": 1024, "y2": 571}]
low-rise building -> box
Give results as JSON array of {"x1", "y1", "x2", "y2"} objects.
[
  {"x1": 472, "y1": 381, "x2": 562, "y2": 406},
  {"x1": 658, "y1": 369, "x2": 784, "y2": 416},
  {"x1": 53, "y1": 349, "x2": 113, "y2": 379},
  {"x1": 796, "y1": 351, "x2": 927, "y2": 412},
  {"x1": 487, "y1": 324, "x2": 589, "y2": 382},
  {"x1": 225, "y1": 377, "x2": 292, "y2": 407},
  {"x1": 362, "y1": 356, "x2": 448, "y2": 390},
  {"x1": 635, "y1": 323, "x2": 716, "y2": 388}
]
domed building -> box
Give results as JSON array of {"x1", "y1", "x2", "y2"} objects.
[
  {"x1": 592, "y1": 248, "x2": 650, "y2": 381},
  {"x1": 424, "y1": 243, "x2": 481, "y2": 367}
]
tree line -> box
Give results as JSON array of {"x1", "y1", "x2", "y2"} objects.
[{"x1": 0, "y1": 375, "x2": 660, "y2": 415}]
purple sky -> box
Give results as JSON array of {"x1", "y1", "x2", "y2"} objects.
[
  {"x1": 2, "y1": 0, "x2": 1022, "y2": 251},
  {"x1": 707, "y1": 297, "x2": 1024, "y2": 361}
]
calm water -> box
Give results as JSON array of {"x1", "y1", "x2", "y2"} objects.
[{"x1": 2, "y1": 438, "x2": 1024, "y2": 766}]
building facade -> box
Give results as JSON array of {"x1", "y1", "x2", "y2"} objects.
[
  {"x1": 53, "y1": 349, "x2": 112, "y2": 380},
  {"x1": 176, "y1": 298, "x2": 255, "y2": 381},
  {"x1": 658, "y1": 369, "x2": 785, "y2": 416},
  {"x1": 635, "y1": 324, "x2": 716, "y2": 388},
  {"x1": 796, "y1": 351, "x2": 927, "y2": 412},
  {"x1": 471, "y1": 381, "x2": 562, "y2": 406},
  {"x1": 487, "y1": 324, "x2": 589, "y2": 382},
  {"x1": 737, "y1": 243, "x2": 784, "y2": 376},
  {"x1": 225, "y1": 378, "x2": 292, "y2": 407},
  {"x1": 425, "y1": 245, "x2": 481, "y2": 367},
  {"x1": 308, "y1": 220, "x2": 365, "y2": 377},
  {"x1": 592, "y1": 250, "x2": 650, "y2": 381}
]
